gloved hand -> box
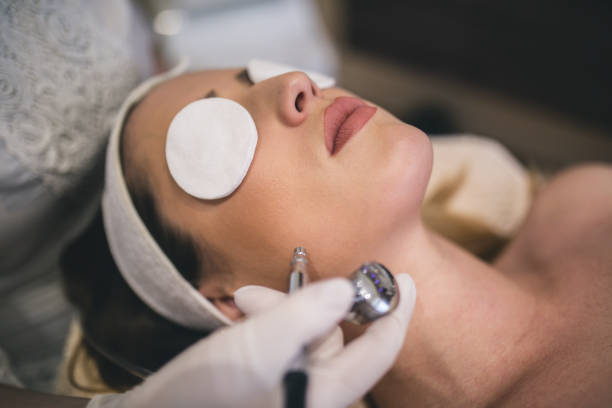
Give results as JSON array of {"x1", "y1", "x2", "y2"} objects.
[
  {"x1": 88, "y1": 275, "x2": 416, "y2": 408},
  {"x1": 235, "y1": 273, "x2": 417, "y2": 407}
]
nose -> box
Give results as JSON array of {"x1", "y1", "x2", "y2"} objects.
[{"x1": 275, "y1": 71, "x2": 320, "y2": 126}]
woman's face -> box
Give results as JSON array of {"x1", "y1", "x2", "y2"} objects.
[{"x1": 125, "y1": 68, "x2": 432, "y2": 295}]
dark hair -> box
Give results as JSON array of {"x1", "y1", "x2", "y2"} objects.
[{"x1": 61, "y1": 202, "x2": 210, "y2": 391}]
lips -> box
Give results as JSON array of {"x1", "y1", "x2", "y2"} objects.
[{"x1": 324, "y1": 97, "x2": 377, "y2": 155}]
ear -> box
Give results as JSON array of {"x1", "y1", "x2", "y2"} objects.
[{"x1": 197, "y1": 283, "x2": 244, "y2": 321}]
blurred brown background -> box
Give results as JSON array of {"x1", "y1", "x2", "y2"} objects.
[{"x1": 316, "y1": 1, "x2": 612, "y2": 170}]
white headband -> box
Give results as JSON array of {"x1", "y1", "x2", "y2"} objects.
[
  {"x1": 102, "y1": 60, "x2": 233, "y2": 331},
  {"x1": 102, "y1": 59, "x2": 335, "y2": 331}
]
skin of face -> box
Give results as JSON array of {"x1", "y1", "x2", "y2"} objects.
[{"x1": 123, "y1": 68, "x2": 432, "y2": 309}]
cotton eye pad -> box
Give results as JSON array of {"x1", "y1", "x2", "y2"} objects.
[
  {"x1": 247, "y1": 59, "x2": 336, "y2": 89},
  {"x1": 166, "y1": 97, "x2": 258, "y2": 200}
]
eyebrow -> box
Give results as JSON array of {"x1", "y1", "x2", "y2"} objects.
[{"x1": 200, "y1": 69, "x2": 252, "y2": 99}]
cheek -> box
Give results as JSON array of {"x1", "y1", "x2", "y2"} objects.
[
  {"x1": 213, "y1": 154, "x2": 350, "y2": 282},
  {"x1": 207, "y1": 117, "x2": 432, "y2": 286},
  {"x1": 313, "y1": 123, "x2": 433, "y2": 270},
  {"x1": 207, "y1": 134, "x2": 305, "y2": 263},
  {"x1": 334, "y1": 118, "x2": 432, "y2": 222}
]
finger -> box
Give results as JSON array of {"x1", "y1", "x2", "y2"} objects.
[
  {"x1": 310, "y1": 274, "x2": 417, "y2": 405},
  {"x1": 241, "y1": 278, "x2": 354, "y2": 382},
  {"x1": 234, "y1": 285, "x2": 287, "y2": 316},
  {"x1": 235, "y1": 285, "x2": 345, "y2": 361},
  {"x1": 307, "y1": 326, "x2": 344, "y2": 363}
]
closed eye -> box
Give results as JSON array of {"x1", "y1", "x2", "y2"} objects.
[
  {"x1": 235, "y1": 69, "x2": 253, "y2": 85},
  {"x1": 203, "y1": 90, "x2": 217, "y2": 98}
]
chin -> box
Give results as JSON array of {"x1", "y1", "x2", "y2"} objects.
[{"x1": 379, "y1": 122, "x2": 433, "y2": 221}]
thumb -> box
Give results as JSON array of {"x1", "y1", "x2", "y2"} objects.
[
  {"x1": 236, "y1": 284, "x2": 346, "y2": 363},
  {"x1": 234, "y1": 285, "x2": 287, "y2": 316},
  {"x1": 238, "y1": 278, "x2": 355, "y2": 383}
]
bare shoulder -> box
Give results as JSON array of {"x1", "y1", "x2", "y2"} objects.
[
  {"x1": 533, "y1": 163, "x2": 612, "y2": 225},
  {"x1": 528, "y1": 162, "x2": 612, "y2": 242},
  {"x1": 493, "y1": 163, "x2": 612, "y2": 407},
  {"x1": 496, "y1": 162, "x2": 612, "y2": 278}
]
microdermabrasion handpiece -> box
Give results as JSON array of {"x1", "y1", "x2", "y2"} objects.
[
  {"x1": 344, "y1": 262, "x2": 399, "y2": 324},
  {"x1": 288, "y1": 247, "x2": 399, "y2": 323},
  {"x1": 284, "y1": 248, "x2": 400, "y2": 408},
  {"x1": 284, "y1": 247, "x2": 310, "y2": 408},
  {"x1": 289, "y1": 246, "x2": 309, "y2": 293}
]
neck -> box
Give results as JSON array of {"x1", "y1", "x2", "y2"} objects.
[{"x1": 346, "y1": 220, "x2": 541, "y2": 407}]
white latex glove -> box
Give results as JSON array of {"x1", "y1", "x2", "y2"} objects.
[
  {"x1": 235, "y1": 274, "x2": 416, "y2": 407},
  {"x1": 88, "y1": 275, "x2": 416, "y2": 408},
  {"x1": 235, "y1": 282, "x2": 346, "y2": 366}
]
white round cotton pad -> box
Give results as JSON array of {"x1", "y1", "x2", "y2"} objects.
[
  {"x1": 166, "y1": 98, "x2": 258, "y2": 200},
  {"x1": 247, "y1": 59, "x2": 336, "y2": 89}
]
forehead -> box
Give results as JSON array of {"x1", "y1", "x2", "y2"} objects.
[{"x1": 128, "y1": 68, "x2": 242, "y2": 137}]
